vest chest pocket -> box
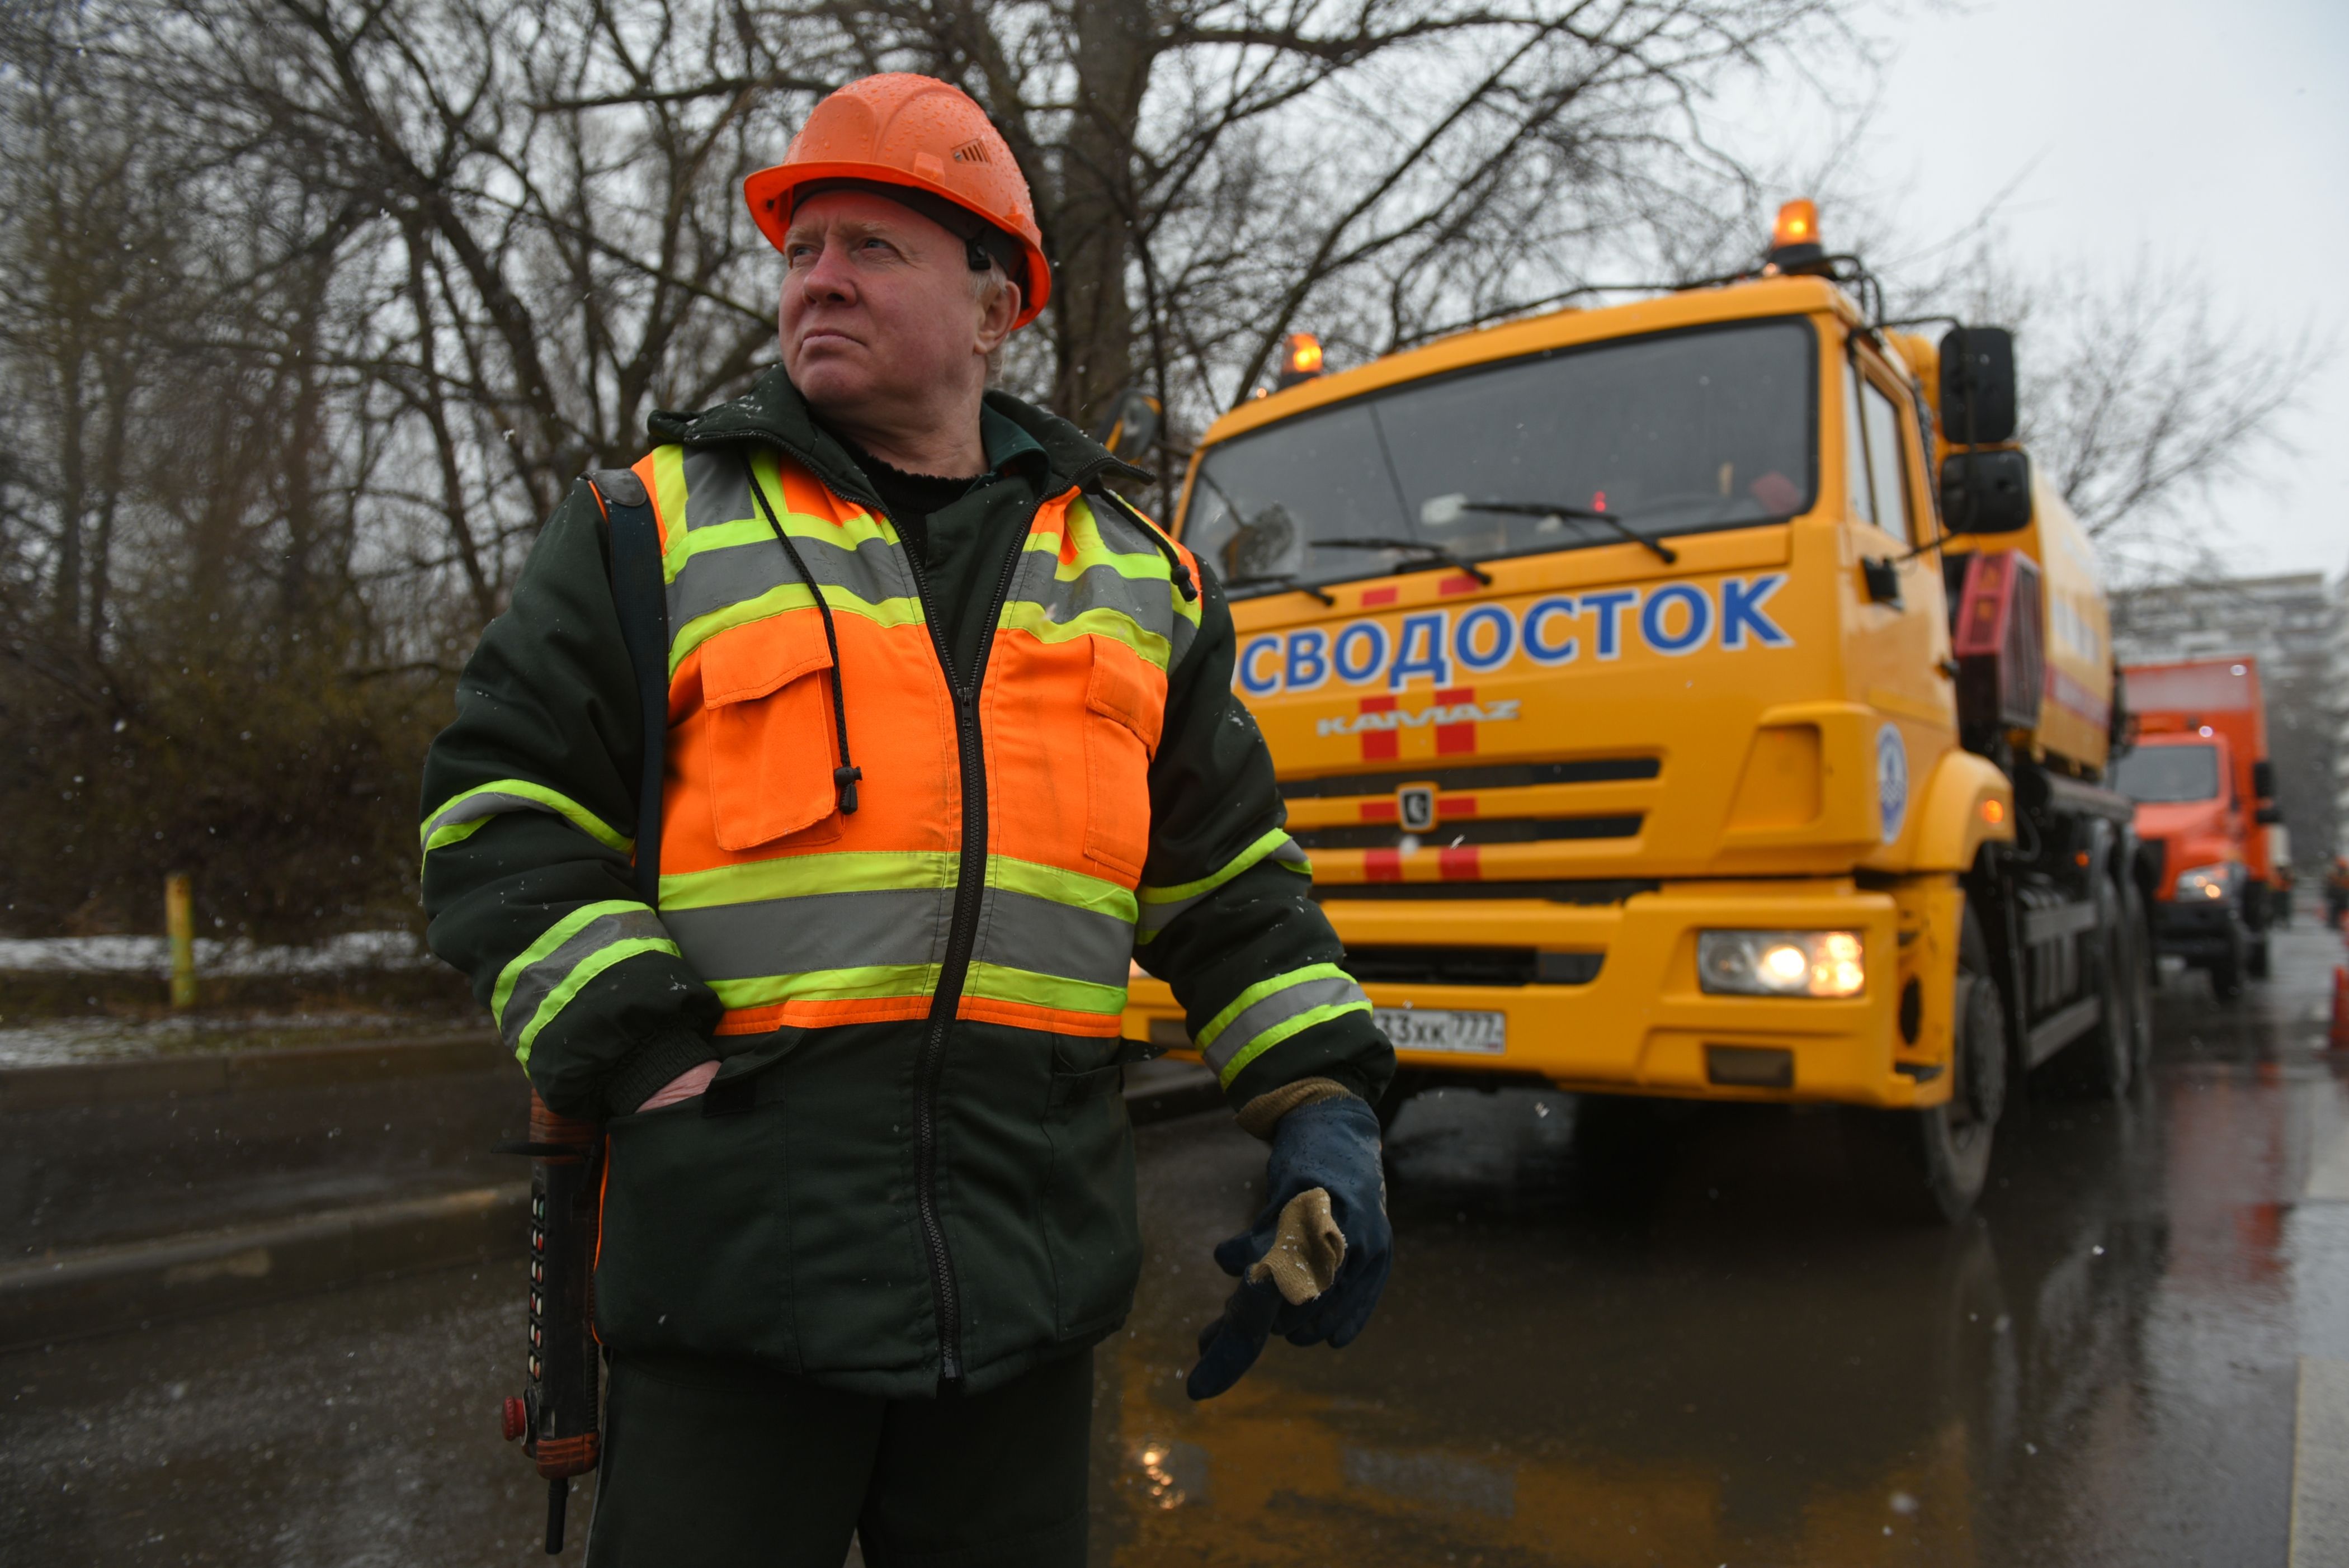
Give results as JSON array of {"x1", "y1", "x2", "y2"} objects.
[
  {"x1": 1082, "y1": 640, "x2": 1166, "y2": 881},
  {"x1": 700, "y1": 612, "x2": 843, "y2": 851}
]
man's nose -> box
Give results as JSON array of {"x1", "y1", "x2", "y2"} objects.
[{"x1": 795, "y1": 238, "x2": 857, "y2": 304}]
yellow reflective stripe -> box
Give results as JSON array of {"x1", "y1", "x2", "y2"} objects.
[
  {"x1": 1135, "y1": 829, "x2": 1309, "y2": 943},
  {"x1": 961, "y1": 961, "x2": 1129, "y2": 1017},
  {"x1": 987, "y1": 854, "x2": 1138, "y2": 923},
  {"x1": 652, "y1": 445, "x2": 691, "y2": 578},
  {"x1": 996, "y1": 599, "x2": 1172, "y2": 672},
  {"x1": 515, "y1": 937, "x2": 682, "y2": 1064},
  {"x1": 1215, "y1": 998, "x2": 1373, "y2": 1087},
  {"x1": 669, "y1": 582, "x2": 927, "y2": 675},
  {"x1": 707, "y1": 963, "x2": 943, "y2": 1008},
  {"x1": 662, "y1": 516, "x2": 773, "y2": 580},
  {"x1": 659, "y1": 850, "x2": 959, "y2": 912},
  {"x1": 491, "y1": 899, "x2": 642, "y2": 1028},
  {"x1": 420, "y1": 780, "x2": 631, "y2": 856}
]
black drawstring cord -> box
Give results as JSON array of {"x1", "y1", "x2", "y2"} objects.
[
  {"x1": 746, "y1": 459, "x2": 862, "y2": 814},
  {"x1": 1089, "y1": 487, "x2": 1198, "y2": 602}
]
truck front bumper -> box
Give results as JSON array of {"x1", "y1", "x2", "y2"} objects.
[
  {"x1": 2152, "y1": 898, "x2": 2241, "y2": 962},
  {"x1": 1123, "y1": 879, "x2": 1955, "y2": 1111}
]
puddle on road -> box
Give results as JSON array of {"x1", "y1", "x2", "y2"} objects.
[{"x1": 1095, "y1": 926, "x2": 2349, "y2": 1566}]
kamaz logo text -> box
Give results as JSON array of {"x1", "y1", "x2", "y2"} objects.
[
  {"x1": 1317, "y1": 700, "x2": 1521, "y2": 736},
  {"x1": 1237, "y1": 575, "x2": 1792, "y2": 698}
]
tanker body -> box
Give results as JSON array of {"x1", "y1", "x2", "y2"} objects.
[{"x1": 1122, "y1": 204, "x2": 2154, "y2": 1221}]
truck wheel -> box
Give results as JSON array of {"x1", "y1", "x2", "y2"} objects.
[
  {"x1": 1845, "y1": 906, "x2": 2004, "y2": 1223},
  {"x1": 2076, "y1": 876, "x2": 2145, "y2": 1099},
  {"x1": 2209, "y1": 930, "x2": 2246, "y2": 1000}
]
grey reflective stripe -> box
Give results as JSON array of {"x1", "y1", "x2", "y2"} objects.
[
  {"x1": 1008, "y1": 506, "x2": 1197, "y2": 673},
  {"x1": 680, "y1": 449, "x2": 752, "y2": 532},
  {"x1": 1199, "y1": 973, "x2": 1369, "y2": 1079},
  {"x1": 500, "y1": 908, "x2": 671, "y2": 1051},
  {"x1": 667, "y1": 530, "x2": 910, "y2": 635},
  {"x1": 969, "y1": 885, "x2": 1136, "y2": 992},
  {"x1": 1136, "y1": 835, "x2": 1310, "y2": 942},
  {"x1": 661, "y1": 886, "x2": 955, "y2": 981}
]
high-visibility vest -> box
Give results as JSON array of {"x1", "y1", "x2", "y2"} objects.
[{"x1": 631, "y1": 441, "x2": 1203, "y2": 1040}]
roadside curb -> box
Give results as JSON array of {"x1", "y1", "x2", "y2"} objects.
[
  {"x1": 0, "y1": 1183, "x2": 527, "y2": 1354},
  {"x1": 0, "y1": 1060, "x2": 1225, "y2": 1352}
]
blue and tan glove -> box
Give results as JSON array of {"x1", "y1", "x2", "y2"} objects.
[{"x1": 1186, "y1": 1087, "x2": 1391, "y2": 1400}]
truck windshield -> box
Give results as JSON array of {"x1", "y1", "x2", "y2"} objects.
[
  {"x1": 2112, "y1": 744, "x2": 2221, "y2": 804},
  {"x1": 1183, "y1": 318, "x2": 1817, "y2": 593}
]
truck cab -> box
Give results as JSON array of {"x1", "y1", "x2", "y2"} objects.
[{"x1": 1125, "y1": 205, "x2": 2152, "y2": 1221}]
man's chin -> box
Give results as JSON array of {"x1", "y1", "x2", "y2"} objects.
[{"x1": 789, "y1": 360, "x2": 878, "y2": 412}]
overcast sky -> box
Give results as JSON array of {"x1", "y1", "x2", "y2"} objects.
[{"x1": 1821, "y1": 0, "x2": 2347, "y2": 582}]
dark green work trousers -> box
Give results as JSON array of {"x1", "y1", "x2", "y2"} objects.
[{"x1": 583, "y1": 1347, "x2": 1092, "y2": 1568}]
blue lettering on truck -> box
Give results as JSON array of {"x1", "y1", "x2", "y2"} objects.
[{"x1": 1234, "y1": 574, "x2": 1790, "y2": 696}]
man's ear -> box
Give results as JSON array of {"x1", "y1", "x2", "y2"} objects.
[{"x1": 975, "y1": 276, "x2": 1022, "y2": 353}]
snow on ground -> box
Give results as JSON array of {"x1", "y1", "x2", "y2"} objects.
[{"x1": 0, "y1": 930, "x2": 432, "y2": 977}]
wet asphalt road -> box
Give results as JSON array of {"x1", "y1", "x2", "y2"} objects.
[{"x1": 9, "y1": 927, "x2": 2349, "y2": 1566}]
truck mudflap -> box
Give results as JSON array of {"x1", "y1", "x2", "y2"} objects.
[{"x1": 1123, "y1": 877, "x2": 1966, "y2": 1111}]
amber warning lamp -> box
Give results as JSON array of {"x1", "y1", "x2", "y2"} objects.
[
  {"x1": 1765, "y1": 198, "x2": 1826, "y2": 272},
  {"x1": 1275, "y1": 332, "x2": 1327, "y2": 390}
]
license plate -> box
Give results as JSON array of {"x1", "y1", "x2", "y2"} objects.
[{"x1": 1373, "y1": 1007, "x2": 1506, "y2": 1055}]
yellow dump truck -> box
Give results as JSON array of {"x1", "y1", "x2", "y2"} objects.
[{"x1": 1125, "y1": 203, "x2": 2153, "y2": 1220}]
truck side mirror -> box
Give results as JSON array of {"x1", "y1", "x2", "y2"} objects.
[
  {"x1": 1938, "y1": 325, "x2": 2018, "y2": 445},
  {"x1": 1940, "y1": 450, "x2": 2032, "y2": 533},
  {"x1": 2252, "y1": 759, "x2": 2276, "y2": 799}
]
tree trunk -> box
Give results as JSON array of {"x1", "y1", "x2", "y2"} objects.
[{"x1": 1050, "y1": 0, "x2": 1153, "y2": 431}]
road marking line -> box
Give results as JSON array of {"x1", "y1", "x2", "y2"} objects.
[
  {"x1": 2307, "y1": 1131, "x2": 2349, "y2": 1203},
  {"x1": 2292, "y1": 1357, "x2": 2349, "y2": 1567}
]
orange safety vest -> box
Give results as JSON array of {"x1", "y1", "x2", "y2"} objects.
[{"x1": 629, "y1": 441, "x2": 1202, "y2": 1040}]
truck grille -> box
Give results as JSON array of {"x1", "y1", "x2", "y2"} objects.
[
  {"x1": 1315, "y1": 879, "x2": 1660, "y2": 905},
  {"x1": 1281, "y1": 756, "x2": 1659, "y2": 799},
  {"x1": 1294, "y1": 814, "x2": 1642, "y2": 851},
  {"x1": 1343, "y1": 945, "x2": 1605, "y2": 986}
]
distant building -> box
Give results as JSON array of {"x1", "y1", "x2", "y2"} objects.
[{"x1": 2109, "y1": 572, "x2": 2339, "y2": 875}]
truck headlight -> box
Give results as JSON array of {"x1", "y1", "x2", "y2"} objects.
[
  {"x1": 1698, "y1": 930, "x2": 1865, "y2": 998},
  {"x1": 2175, "y1": 863, "x2": 2237, "y2": 904}
]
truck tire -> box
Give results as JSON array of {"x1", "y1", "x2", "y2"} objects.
[
  {"x1": 1844, "y1": 905, "x2": 2004, "y2": 1223},
  {"x1": 2209, "y1": 926, "x2": 2247, "y2": 1000},
  {"x1": 2076, "y1": 875, "x2": 2148, "y2": 1099}
]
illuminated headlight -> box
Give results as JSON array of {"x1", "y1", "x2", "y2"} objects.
[
  {"x1": 1698, "y1": 930, "x2": 1866, "y2": 998},
  {"x1": 2175, "y1": 863, "x2": 2237, "y2": 903}
]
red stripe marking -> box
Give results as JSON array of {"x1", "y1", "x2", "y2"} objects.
[
  {"x1": 1438, "y1": 795, "x2": 1477, "y2": 817},
  {"x1": 1360, "y1": 800, "x2": 1398, "y2": 822},
  {"x1": 1437, "y1": 573, "x2": 1481, "y2": 596},
  {"x1": 1365, "y1": 848, "x2": 1404, "y2": 882},
  {"x1": 1360, "y1": 694, "x2": 1399, "y2": 761},
  {"x1": 1434, "y1": 684, "x2": 1477, "y2": 757},
  {"x1": 1360, "y1": 586, "x2": 1399, "y2": 607},
  {"x1": 1439, "y1": 845, "x2": 1481, "y2": 880}
]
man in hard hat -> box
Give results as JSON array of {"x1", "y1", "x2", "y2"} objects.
[{"x1": 420, "y1": 74, "x2": 1393, "y2": 1566}]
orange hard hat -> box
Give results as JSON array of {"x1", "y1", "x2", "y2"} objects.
[{"x1": 746, "y1": 74, "x2": 1051, "y2": 328}]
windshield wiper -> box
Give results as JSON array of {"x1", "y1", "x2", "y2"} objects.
[
  {"x1": 1422, "y1": 495, "x2": 1677, "y2": 564},
  {"x1": 1313, "y1": 536, "x2": 1496, "y2": 585},
  {"x1": 1222, "y1": 571, "x2": 1338, "y2": 606}
]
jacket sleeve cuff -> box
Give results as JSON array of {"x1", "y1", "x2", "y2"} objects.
[{"x1": 601, "y1": 1024, "x2": 722, "y2": 1118}]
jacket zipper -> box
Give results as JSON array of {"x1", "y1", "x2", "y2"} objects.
[{"x1": 744, "y1": 431, "x2": 1061, "y2": 1386}]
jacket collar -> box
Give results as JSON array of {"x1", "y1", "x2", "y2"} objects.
[{"x1": 647, "y1": 366, "x2": 1150, "y2": 501}]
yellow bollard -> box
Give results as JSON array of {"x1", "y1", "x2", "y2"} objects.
[{"x1": 165, "y1": 873, "x2": 197, "y2": 1009}]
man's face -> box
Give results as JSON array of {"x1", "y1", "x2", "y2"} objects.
[{"x1": 778, "y1": 189, "x2": 1016, "y2": 421}]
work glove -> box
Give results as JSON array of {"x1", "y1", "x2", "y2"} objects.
[{"x1": 1186, "y1": 1092, "x2": 1390, "y2": 1400}]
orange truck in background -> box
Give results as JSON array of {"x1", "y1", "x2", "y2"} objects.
[{"x1": 2110, "y1": 658, "x2": 2281, "y2": 997}]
